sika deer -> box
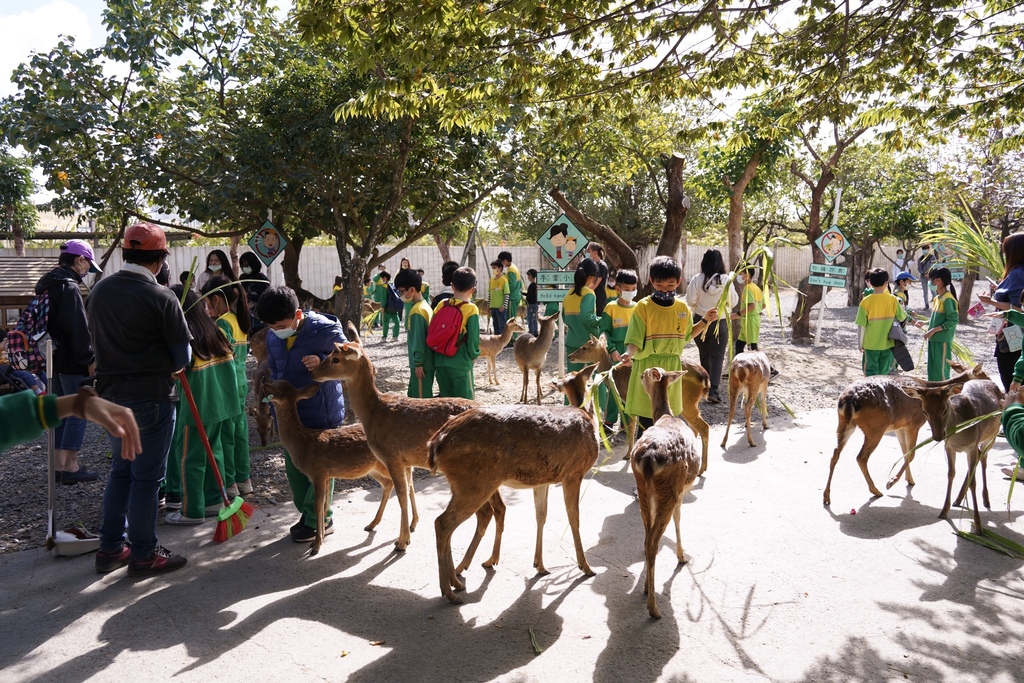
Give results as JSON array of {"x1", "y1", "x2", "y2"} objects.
[
  {"x1": 311, "y1": 326, "x2": 477, "y2": 550},
  {"x1": 478, "y1": 318, "x2": 526, "y2": 385},
  {"x1": 631, "y1": 367, "x2": 702, "y2": 619},
  {"x1": 263, "y1": 378, "x2": 396, "y2": 555},
  {"x1": 900, "y1": 379, "x2": 1003, "y2": 529},
  {"x1": 448, "y1": 364, "x2": 597, "y2": 578},
  {"x1": 721, "y1": 351, "x2": 771, "y2": 449},
  {"x1": 428, "y1": 364, "x2": 600, "y2": 603},
  {"x1": 823, "y1": 363, "x2": 986, "y2": 506},
  {"x1": 569, "y1": 336, "x2": 712, "y2": 473},
  {"x1": 515, "y1": 312, "x2": 557, "y2": 404}
]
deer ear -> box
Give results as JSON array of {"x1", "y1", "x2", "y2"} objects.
[
  {"x1": 581, "y1": 363, "x2": 598, "y2": 380},
  {"x1": 666, "y1": 370, "x2": 687, "y2": 385},
  {"x1": 901, "y1": 386, "x2": 921, "y2": 399}
]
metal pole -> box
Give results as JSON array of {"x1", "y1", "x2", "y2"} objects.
[
  {"x1": 814, "y1": 189, "x2": 844, "y2": 347},
  {"x1": 558, "y1": 301, "x2": 565, "y2": 379},
  {"x1": 45, "y1": 338, "x2": 56, "y2": 546}
]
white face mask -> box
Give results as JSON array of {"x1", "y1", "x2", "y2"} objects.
[
  {"x1": 209, "y1": 263, "x2": 222, "y2": 272},
  {"x1": 241, "y1": 266, "x2": 252, "y2": 275},
  {"x1": 736, "y1": 274, "x2": 746, "y2": 284},
  {"x1": 272, "y1": 325, "x2": 296, "y2": 340},
  {"x1": 619, "y1": 290, "x2": 636, "y2": 302},
  {"x1": 401, "y1": 292, "x2": 415, "y2": 303}
]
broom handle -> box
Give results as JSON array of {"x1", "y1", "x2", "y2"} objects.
[{"x1": 173, "y1": 370, "x2": 230, "y2": 506}]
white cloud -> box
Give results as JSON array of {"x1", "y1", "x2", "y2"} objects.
[{"x1": 0, "y1": 1, "x2": 95, "y2": 98}]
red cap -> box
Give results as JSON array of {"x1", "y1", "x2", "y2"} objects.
[{"x1": 123, "y1": 222, "x2": 169, "y2": 253}]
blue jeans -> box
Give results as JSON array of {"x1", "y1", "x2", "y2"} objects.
[
  {"x1": 99, "y1": 400, "x2": 176, "y2": 560},
  {"x1": 527, "y1": 304, "x2": 540, "y2": 336},
  {"x1": 490, "y1": 308, "x2": 507, "y2": 335},
  {"x1": 54, "y1": 373, "x2": 87, "y2": 451}
]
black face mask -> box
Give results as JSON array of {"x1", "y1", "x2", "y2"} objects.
[{"x1": 650, "y1": 289, "x2": 676, "y2": 305}]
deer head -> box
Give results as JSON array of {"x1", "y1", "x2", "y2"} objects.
[
  {"x1": 568, "y1": 334, "x2": 608, "y2": 364},
  {"x1": 262, "y1": 378, "x2": 320, "y2": 406},
  {"x1": 312, "y1": 341, "x2": 366, "y2": 383},
  {"x1": 552, "y1": 363, "x2": 598, "y2": 408},
  {"x1": 902, "y1": 384, "x2": 963, "y2": 442}
]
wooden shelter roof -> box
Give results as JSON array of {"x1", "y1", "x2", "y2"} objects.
[{"x1": 0, "y1": 257, "x2": 90, "y2": 310}]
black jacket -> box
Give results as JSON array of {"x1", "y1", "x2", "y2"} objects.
[{"x1": 35, "y1": 265, "x2": 94, "y2": 375}]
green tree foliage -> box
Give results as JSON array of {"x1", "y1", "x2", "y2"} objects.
[{"x1": 0, "y1": 149, "x2": 38, "y2": 254}]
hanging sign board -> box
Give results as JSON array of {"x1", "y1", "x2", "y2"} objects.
[
  {"x1": 808, "y1": 275, "x2": 847, "y2": 288},
  {"x1": 247, "y1": 220, "x2": 288, "y2": 267},
  {"x1": 814, "y1": 225, "x2": 851, "y2": 263},
  {"x1": 537, "y1": 214, "x2": 589, "y2": 269},
  {"x1": 809, "y1": 263, "x2": 849, "y2": 276},
  {"x1": 537, "y1": 270, "x2": 575, "y2": 286},
  {"x1": 537, "y1": 287, "x2": 569, "y2": 303}
]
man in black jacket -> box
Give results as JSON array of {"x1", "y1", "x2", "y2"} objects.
[{"x1": 36, "y1": 240, "x2": 100, "y2": 484}]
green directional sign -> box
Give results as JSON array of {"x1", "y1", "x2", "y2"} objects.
[
  {"x1": 809, "y1": 275, "x2": 847, "y2": 288},
  {"x1": 809, "y1": 263, "x2": 849, "y2": 276},
  {"x1": 537, "y1": 270, "x2": 575, "y2": 285},
  {"x1": 537, "y1": 287, "x2": 569, "y2": 303}
]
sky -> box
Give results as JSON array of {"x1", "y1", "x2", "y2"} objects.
[{"x1": 0, "y1": 0, "x2": 107, "y2": 98}]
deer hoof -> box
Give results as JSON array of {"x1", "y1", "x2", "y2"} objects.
[
  {"x1": 363, "y1": 523, "x2": 378, "y2": 532},
  {"x1": 648, "y1": 606, "x2": 662, "y2": 619},
  {"x1": 394, "y1": 541, "x2": 409, "y2": 552},
  {"x1": 444, "y1": 592, "x2": 464, "y2": 605}
]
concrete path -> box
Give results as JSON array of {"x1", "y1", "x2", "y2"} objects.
[{"x1": 1, "y1": 408, "x2": 1022, "y2": 682}]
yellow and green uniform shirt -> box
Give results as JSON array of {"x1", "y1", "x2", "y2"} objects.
[
  {"x1": 362, "y1": 282, "x2": 374, "y2": 299},
  {"x1": 489, "y1": 274, "x2": 509, "y2": 309},
  {"x1": 420, "y1": 281, "x2": 431, "y2": 302},
  {"x1": 623, "y1": 296, "x2": 694, "y2": 419},
  {"x1": 562, "y1": 286, "x2": 600, "y2": 355},
  {"x1": 600, "y1": 300, "x2": 636, "y2": 354},
  {"x1": 406, "y1": 299, "x2": 433, "y2": 370},
  {"x1": 738, "y1": 282, "x2": 764, "y2": 343},
  {"x1": 855, "y1": 291, "x2": 907, "y2": 350},
  {"x1": 926, "y1": 291, "x2": 958, "y2": 343},
  {"x1": 505, "y1": 263, "x2": 522, "y2": 306}
]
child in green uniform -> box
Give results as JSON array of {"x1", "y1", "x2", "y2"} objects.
[
  {"x1": 856, "y1": 268, "x2": 908, "y2": 377},
  {"x1": 621, "y1": 256, "x2": 718, "y2": 431},
  {"x1": 416, "y1": 269, "x2": 431, "y2": 302},
  {"x1": 498, "y1": 251, "x2": 522, "y2": 323},
  {"x1": 563, "y1": 258, "x2": 601, "y2": 372},
  {"x1": 915, "y1": 267, "x2": 958, "y2": 381},
  {"x1": 202, "y1": 276, "x2": 253, "y2": 496},
  {"x1": 733, "y1": 266, "x2": 765, "y2": 355},
  {"x1": 599, "y1": 268, "x2": 637, "y2": 428},
  {"x1": 432, "y1": 267, "x2": 482, "y2": 399},
  {"x1": 165, "y1": 287, "x2": 239, "y2": 525},
  {"x1": 489, "y1": 260, "x2": 510, "y2": 335},
  {"x1": 374, "y1": 271, "x2": 402, "y2": 340},
  {"x1": 396, "y1": 268, "x2": 434, "y2": 398}
]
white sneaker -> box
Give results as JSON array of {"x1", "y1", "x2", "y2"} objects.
[
  {"x1": 205, "y1": 503, "x2": 226, "y2": 517},
  {"x1": 225, "y1": 484, "x2": 240, "y2": 498},
  {"x1": 236, "y1": 479, "x2": 253, "y2": 495},
  {"x1": 165, "y1": 511, "x2": 205, "y2": 526}
]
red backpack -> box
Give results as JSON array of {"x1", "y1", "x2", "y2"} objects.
[{"x1": 426, "y1": 300, "x2": 466, "y2": 357}]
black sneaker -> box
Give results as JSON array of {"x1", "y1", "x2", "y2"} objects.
[
  {"x1": 291, "y1": 519, "x2": 334, "y2": 543},
  {"x1": 95, "y1": 544, "x2": 131, "y2": 574},
  {"x1": 707, "y1": 391, "x2": 722, "y2": 404},
  {"x1": 769, "y1": 368, "x2": 780, "y2": 380},
  {"x1": 289, "y1": 518, "x2": 307, "y2": 537},
  {"x1": 61, "y1": 468, "x2": 100, "y2": 485},
  {"x1": 127, "y1": 546, "x2": 187, "y2": 578}
]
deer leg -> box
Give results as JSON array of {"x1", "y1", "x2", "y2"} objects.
[
  {"x1": 519, "y1": 367, "x2": 529, "y2": 403},
  {"x1": 534, "y1": 368, "x2": 543, "y2": 405},
  {"x1": 364, "y1": 471, "x2": 394, "y2": 531},
  {"x1": 533, "y1": 484, "x2": 550, "y2": 575},
  {"x1": 744, "y1": 389, "x2": 756, "y2": 447},
  {"x1": 759, "y1": 385, "x2": 769, "y2": 430},
  {"x1": 482, "y1": 491, "x2": 506, "y2": 568},
  {"x1": 824, "y1": 420, "x2": 858, "y2": 506},
  {"x1": 939, "y1": 444, "x2": 956, "y2": 519},
  {"x1": 968, "y1": 448, "x2": 983, "y2": 530},
  {"x1": 887, "y1": 428, "x2": 917, "y2": 490},
  {"x1": 854, "y1": 429, "x2": 886, "y2": 499},
  {"x1": 456, "y1": 502, "x2": 494, "y2": 575},
  {"x1": 672, "y1": 497, "x2": 686, "y2": 564},
  {"x1": 310, "y1": 477, "x2": 327, "y2": 557},
  {"x1": 682, "y1": 404, "x2": 710, "y2": 475},
  {"x1": 980, "y1": 440, "x2": 992, "y2": 509},
  {"x1": 644, "y1": 494, "x2": 677, "y2": 620},
  {"x1": 435, "y1": 501, "x2": 473, "y2": 603},
  {"x1": 720, "y1": 384, "x2": 739, "y2": 448},
  {"x1": 389, "y1": 463, "x2": 413, "y2": 551},
  {"x1": 561, "y1": 477, "x2": 595, "y2": 577},
  {"x1": 407, "y1": 468, "x2": 419, "y2": 532}
]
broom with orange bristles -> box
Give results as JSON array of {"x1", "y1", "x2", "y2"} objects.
[{"x1": 173, "y1": 369, "x2": 256, "y2": 542}]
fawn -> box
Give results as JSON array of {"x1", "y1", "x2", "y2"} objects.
[
  {"x1": 514, "y1": 312, "x2": 558, "y2": 404},
  {"x1": 311, "y1": 325, "x2": 477, "y2": 550},
  {"x1": 720, "y1": 351, "x2": 772, "y2": 449},
  {"x1": 478, "y1": 318, "x2": 526, "y2": 385},
  {"x1": 428, "y1": 364, "x2": 600, "y2": 603},
  {"x1": 631, "y1": 367, "x2": 702, "y2": 619},
  {"x1": 263, "y1": 378, "x2": 396, "y2": 555}
]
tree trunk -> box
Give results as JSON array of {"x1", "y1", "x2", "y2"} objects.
[
  {"x1": 333, "y1": 237, "x2": 366, "y2": 329},
  {"x1": 723, "y1": 150, "x2": 763, "y2": 270},
  {"x1": 433, "y1": 232, "x2": 452, "y2": 262},
  {"x1": 958, "y1": 270, "x2": 976, "y2": 324},
  {"x1": 548, "y1": 186, "x2": 639, "y2": 275},
  {"x1": 229, "y1": 234, "x2": 241, "y2": 279},
  {"x1": 657, "y1": 153, "x2": 690, "y2": 272},
  {"x1": 790, "y1": 184, "x2": 826, "y2": 343},
  {"x1": 281, "y1": 230, "x2": 305, "y2": 291},
  {"x1": 845, "y1": 242, "x2": 877, "y2": 306},
  {"x1": 10, "y1": 207, "x2": 25, "y2": 256}
]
